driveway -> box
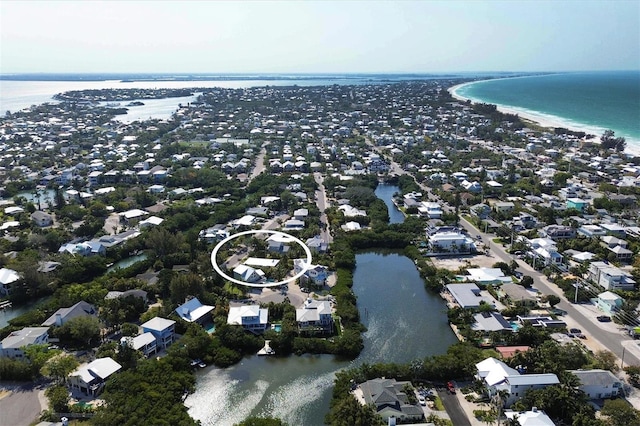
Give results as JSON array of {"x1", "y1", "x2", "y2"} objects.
[{"x1": 0, "y1": 383, "x2": 46, "y2": 426}]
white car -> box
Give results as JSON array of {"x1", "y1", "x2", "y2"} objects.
[{"x1": 418, "y1": 395, "x2": 426, "y2": 406}]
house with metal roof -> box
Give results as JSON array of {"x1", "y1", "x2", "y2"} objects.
[
  {"x1": 476, "y1": 357, "x2": 559, "y2": 406},
  {"x1": 68, "y1": 357, "x2": 122, "y2": 396},
  {"x1": 505, "y1": 408, "x2": 555, "y2": 426},
  {"x1": 0, "y1": 327, "x2": 49, "y2": 359},
  {"x1": 445, "y1": 283, "x2": 494, "y2": 309},
  {"x1": 175, "y1": 297, "x2": 214, "y2": 325},
  {"x1": 569, "y1": 369, "x2": 623, "y2": 400},
  {"x1": 227, "y1": 304, "x2": 269, "y2": 332},
  {"x1": 296, "y1": 298, "x2": 333, "y2": 333}
]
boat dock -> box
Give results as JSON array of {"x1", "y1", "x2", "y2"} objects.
[
  {"x1": 0, "y1": 300, "x2": 12, "y2": 311},
  {"x1": 257, "y1": 340, "x2": 275, "y2": 356}
]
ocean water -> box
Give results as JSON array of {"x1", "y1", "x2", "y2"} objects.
[{"x1": 453, "y1": 71, "x2": 640, "y2": 151}]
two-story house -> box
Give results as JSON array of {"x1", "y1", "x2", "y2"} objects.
[
  {"x1": 227, "y1": 304, "x2": 269, "y2": 333},
  {"x1": 296, "y1": 298, "x2": 333, "y2": 333},
  {"x1": 141, "y1": 317, "x2": 176, "y2": 349}
]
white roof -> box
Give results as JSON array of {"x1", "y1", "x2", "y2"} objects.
[
  {"x1": 122, "y1": 209, "x2": 148, "y2": 219},
  {"x1": 235, "y1": 215, "x2": 256, "y2": 226},
  {"x1": 122, "y1": 332, "x2": 155, "y2": 350},
  {"x1": 296, "y1": 299, "x2": 332, "y2": 322},
  {"x1": 0, "y1": 268, "x2": 20, "y2": 285},
  {"x1": 141, "y1": 316, "x2": 175, "y2": 331},
  {"x1": 175, "y1": 298, "x2": 214, "y2": 323},
  {"x1": 466, "y1": 267, "x2": 511, "y2": 283},
  {"x1": 1, "y1": 327, "x2": 48, "y2": 349},
  {"x1": 476, "y1": 357, "x2": 519, "y2": 386},
  {"x1": 506, "y1": 373, "x2": 559, "y2": 386},
  {"x1": 505, "y1": 410, "x2": 555, "y2": 426},
  {"x1": 139, "y1": 216, "x2": 164, "y2": 226},
  {"x1": 227, "y1": 305, "x2": 268, "y2": 326},
  {"x1": 71, "y1": 357, "x2": 122, "y2": 383},
  {"x1": 598, "y1": 291, "x2": 622, "y2": 301},
  {"x1": 244, "y1": 257, "x2": 280, "y2": 267}
]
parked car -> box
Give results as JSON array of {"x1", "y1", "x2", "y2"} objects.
[
  {"x1": 597, "y1": 315, "x2": 612, "y2": 322},
  {"x1": 418, "y1": 395, "x2": 426, "y2": 406},
  {"x1": 447, "y1": 381, "x2": 456, "y2": 394},
  {"x1": 570, "y1": 328, "x2": 582, "y2": 334}
]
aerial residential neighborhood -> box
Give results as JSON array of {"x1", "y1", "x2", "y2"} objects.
[{"x1": 0, "y1": 78, "x2": 638, "y2": 426}]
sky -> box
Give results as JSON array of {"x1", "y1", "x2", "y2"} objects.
[{"x1": 1, "y1": 1, "x2": 639, "y2": 74}]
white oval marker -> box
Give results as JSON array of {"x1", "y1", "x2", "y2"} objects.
[{"x1": 211, "y1": 229, "x2": 313, "y2": 288}]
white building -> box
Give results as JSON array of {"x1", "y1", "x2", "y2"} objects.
[
  {"x1": 227, "y1": 305, "x2": 269, "y2": 332},
  {"x1": 68, "y1": 357, "x2": 122, "y2": 396},
  {"x1": 0, "y1": 327, "x2": 49, "y2": 359},
  {"x1": 428, "y1": 232, "x2": 475, "y2": 253}
]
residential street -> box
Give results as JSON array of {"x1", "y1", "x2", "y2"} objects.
[
  {"x1": 313, "y1": 172, "x2": 333, "y2": 243},
  {"x1": 0, "y1": 383, "x2": 46, "y2": 426},
  {"x1": 459, "y1": 216, "x2": 640, "y2": 366}
]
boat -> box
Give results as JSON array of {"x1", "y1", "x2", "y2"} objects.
[{"x1": 257, "y1": 340, "x2": 275, "y2": 356}]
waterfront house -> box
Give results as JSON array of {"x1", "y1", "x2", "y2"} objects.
[
  {"x1": 141, "y1": 317, "x2": 175, "y2": 349},
  {"x1": 68, "y1": 357, "x2": 122, "y2": 396},
  {"x1": 569, "y1": 369, "x2": 622, "y2": 400},
  {"x1": 472, "y1": 312, "x2": 513, "y2": 332},
  {"x1": 428, "y1": 231, "x2": 475, "y2": 254},
  {"x1": 475, "y1": 357, "x2": 559, "y2": 407},
  {"x1": 296, "y1": 298, "x2": 333, "y2": 333},
  {"x1": 498, "y1": 283, "x2": 537, "y2": 306},
  {"x1": 175, "y1": 297, "x2": 214, "y2": 325},
  {"x1": 445, "y1": 283, "x2": 494, "y2": 309},
  {"x1": 355, "y1": 378, "x2": 424, "y2": 422},
  {"x1": 0, "y1": 327, "x2": 49, "y2": 359},
  {"x1": 0, "y1": 267, "x2": 20, "y2": 296},
  {"x1": 465, "y1": 268, "x2": 512, "y2": 286},
  {"x1": 227, "y1": 304, "x2": 269, "y2": 332},
  {"x1": 42, "y1": 301, "x2": 97, "y2": 327}
]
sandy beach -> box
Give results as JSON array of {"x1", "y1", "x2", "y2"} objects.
[{"x1": 448, "y1": 82, "x2": 640, "y2": 156}]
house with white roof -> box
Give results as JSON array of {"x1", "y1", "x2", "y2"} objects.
[
  {"x1": 296, "y1": 298, "x2": 333, "y2": 333},
  {"x1": 588, "y1": 261, "x2": 635, "y2": 290},
  {"x1": 0, "y1": 267, "x2": 20, "y2": 296},
  {"x1": 294, "y1": 259, "x2": 328, "y2": 286},
  {"x1": 139, "y1": 216, "x2": 164, "y2": 228},
  {"x1": 475, "y1": 357, "x2": 559, "y2": 406},
  {"x1": 0, "y1": 327, "x2": 49, "y2": 359},
  {"x1": 233, "y1": 264, "x2": 265, "y2": 283},
  {"x1": 68, "y1": 357, "x2": 122, "y2": 396},
  {"x1": 121, "y1": 332, "x2": 157, "y2": 357},
  {"x1": 141, "y1": 317, "x2": 175, "y2": 349},
  {"x1": 428, "y1": 232, "x2": 476, "y2": 254},
  {"x1": 227, "y1": 304, "x2": 269, "y2": 332},
  {"x1": 505, "y1": 408, "x2": 555, "y2": 426},
  {"x1": 595, "y1": 291, "x2": 623, "y2": 315},
  {"x1": 175, "y1": 297, "x2": 215, "y2": 325},
  {"x1": 465, "y1": 268, "x2": 512, "y2": 286},
  {"x1": 120, "y1": 208, "x2": 148, "y2": 225}
]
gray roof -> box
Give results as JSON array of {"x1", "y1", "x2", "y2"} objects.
[
  {"x1": 1, "y1": 327, "x2": 49, "y2": 349},
  {"x1": 42, "y1": 301, "x2": 97, "y2": 327},
  {"x1": 446, "y1": 283, "x2": 487, "y2": 308},
  {"x1": 569, "y1": 369, "x2": 621, "y2": 387},
  {"x1": 473, "y1": 312, "x2": 513, "y2": 332},
  {"x1": 500, "y1": 283, "x2": 537, "y2": 302},
  {"x1": 359, "y1": 378, "x2": 422, "y2": 417}
]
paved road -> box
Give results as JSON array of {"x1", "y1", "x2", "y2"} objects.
[
  {"x1": 0, "y1": 384, "x2": 44, "y2": 426},
  {"x1": 313, "y1": 172, "x2": 333, "y2": 243},
  {"x1": 437, "y1": 389, "x2": 471, "y2": 426},
  {"x1": 459, "y1": 217, "x2": 640, "y2": 366},
  {"x1": 248, "y1": 145, "x2": 267, "y2": 181}
]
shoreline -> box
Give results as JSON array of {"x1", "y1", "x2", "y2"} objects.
[{"x1": 448, "y1": 82, "x2": 640, "y2": 157}]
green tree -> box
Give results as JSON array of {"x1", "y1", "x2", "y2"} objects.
[
  {"x1": 57, "y1": 316, "x2": 102, "y2": 347},
  {"x1": 41, "y1": 354, "x2": 79, "y2": 383},
  {"x1": 600, "y1": 130, "x2": 626, "y2": 152},
  {"x1": 600, "y1": 399, "x2": 640, "y2": 425},
  {"x1": 45, "y1": 384, "x2": 70, "y2": 412},
  {"x1": 543, "y1": 294, "x2": 561, "y2": 307},
  {"x1": 326, "y1": 395, "x2": 384, "y2": 426}
]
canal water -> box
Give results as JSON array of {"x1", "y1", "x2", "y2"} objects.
[
  {"x1": 106, "y1": 253, "x2": 149, "y2": 273},
  {"x1": 375, "y1": 183, "x2": 405, "y2": 224},
  {"x1": 185, "y1": 251, "x2": 457, "y2": 425}
]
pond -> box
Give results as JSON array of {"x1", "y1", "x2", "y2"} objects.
[
  {"x1": 185, "y1": 251, "x2": 457, "y2": 425},
  {"x1": 375, "y1": 183, "x2": 405, "y2": 224}
]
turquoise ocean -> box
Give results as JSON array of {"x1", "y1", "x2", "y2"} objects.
[{"x1": 453, "y1": 71, "x2": 640, "y2": 153}]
